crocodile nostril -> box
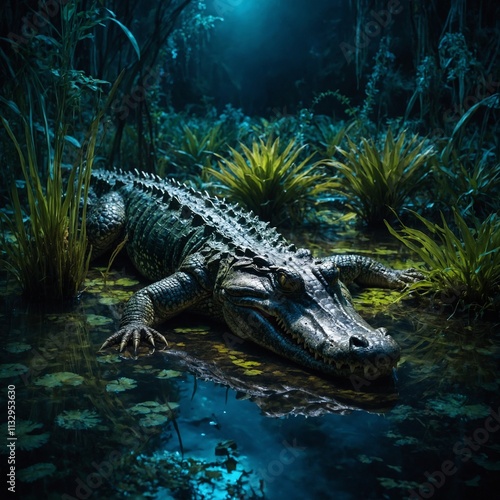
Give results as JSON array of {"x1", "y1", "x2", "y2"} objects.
[{"x1": 349, "y1": 335, "x2": 369, "y2": 349}]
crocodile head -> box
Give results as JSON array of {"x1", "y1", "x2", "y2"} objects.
[{"x1": 214, "y1": 252, "x2": 400, "y2": 380}]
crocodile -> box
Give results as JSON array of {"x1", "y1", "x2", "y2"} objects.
[{"x1": 87, "y1": 169, "x2": 421, "y2": 379}]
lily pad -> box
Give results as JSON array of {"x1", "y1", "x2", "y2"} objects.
[
  {"x1": 0, "y1": 363, "x2": 29, "y2": 378},
  {"x1": 428, "y1": 394, "x2": 490, "y2": 419},
  {"x1": 86, "y1": 314, "x2": 114, "y2": 326},
  {"x1": 17, "y1": 463, "x2": 56, "y2": 483},
  {"x1": 174, "y1": 326, "x2": 210, "y2": 335},
  {"x1": 99, "y1": 296, "x2": 122, "y2": 306},
  {"x1": 56, "y1": 409, "x2": 102, "y2": 430},
  {"x1": 106, "y1": 377, "x2": 137, "y2": 393},
  {"x1": 156, "y1": 369, "x2": 183, "y2": 379},
  {"x1": 357, "y1": 454, "x2": 383, "y2": 464},
  {"x1": 97, "y1": 353, "x2": 122, "y2": 364},
  {"x1": 34, "y1": 372, "x2": 84, "y2": 388},
  {"x1": 127, "y1": 400, "x2": 179, "y2": 427},
  {"x1": 0, "y1": 420, "x2": 49, "y2": 452},
  {"x1": 137, "y1": 413, "x2": 170, "y2": 427},
  {"x1": 5, "y1": 342, "x2": 32, "y2": 354},
  {"x1": 115, "y1": 278, "x2": 140, "y2": 286},
  {"x1": 127, "y1": 400, "x2": 179, "y2": 415}
]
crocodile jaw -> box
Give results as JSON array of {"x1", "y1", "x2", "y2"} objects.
[{"x1": 220, "y1": 297, "x2": 401, "y2": 379}]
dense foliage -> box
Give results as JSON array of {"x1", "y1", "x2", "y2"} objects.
[{"x1": 0, "y1": 0, "x2": 499, "y2": 311}]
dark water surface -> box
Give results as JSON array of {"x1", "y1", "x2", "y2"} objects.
[{"x1": 1, "y1": 229, "x2": 499, "y2": 499}]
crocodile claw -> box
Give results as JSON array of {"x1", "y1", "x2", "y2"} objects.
[
  {"x1": 100, "y1": 323, "x2": 168, "y2": 354},
  {"x1": 393, "y1": 268, "x2": 425, "y2": 288}
]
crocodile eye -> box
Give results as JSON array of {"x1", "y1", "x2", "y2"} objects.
[{"x1": 276, "y1": 269, "x2": 303, "y2": 293}]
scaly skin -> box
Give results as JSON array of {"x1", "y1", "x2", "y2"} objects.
[{"x1": 88, "y1": 169, "x2": 422, "y2": 379}]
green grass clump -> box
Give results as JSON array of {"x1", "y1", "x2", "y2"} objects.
[
  {"x1": 327, "y1": 128, "x2": 434, "y2": 226},
  {"x1": 386, "y1": 211, "x2": 500, "y2": 313},
  {"x1": 170, "y1": 124, "x2": 227, "y2": 174},
  {"x1": 0, "y1": 108, "x2": 96, "y2": 302},
  {"x1": 207, "y1": 137, "x2": 338, "y2": 226}
]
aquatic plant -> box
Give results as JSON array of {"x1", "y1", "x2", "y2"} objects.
[
  {"x1": 0, "y1": 363, "x2": 29, "y2": 379},
  {"x1": 327, "y1": 128, "x2": 434, "y2": 226},
  {"x1": 56, "y1": 409, "x2": 101, "y2": 430},
  {"x1": 17, "y1": 463, "x2": 57, "y2": 483},
  {"x1": 0, "y1": 105, "x2": 95, "y2": 301},
  {"x1": 386, "y1": 210, "x2": 500, "y2": 313},
  {"x1": 208, "y1": 137, "x2": 338, "y2": 226},
  {"x1": 127, "y1": 400, "x2": 180, "y2": 428},
  {"x1": 34, "y1": 372, "x2": 85, "y2": 388},
  {"x1": 170, "y1": 124, "x2": 227, "y2": 175},
  {"x1": 433, "y1": 149, "x2": 500, "y2": 216},
  {"x1": 106, "y1": 377, "x2": 138, "y2": 393},
  {"x1": 0, "y1": 1, "x2": 126, "y2": 302},
  {"x1": 313, "y1": 120, "x2": 351, "y2": 159},
  {"x1": 0, "y1": 420, "x2": 49, "y2": 451}
]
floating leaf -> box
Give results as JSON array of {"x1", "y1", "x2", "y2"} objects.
[
  {"x1": 106, "y1": 377, "x2": 137, "y2": 392},
  {"x1": 231, "y1": 359, "x2": 261, "y2": 368},
  {"x1": 56, "y1": 409, "x2": 101, "y2": 430},
  {"x1": 86, "y1": 314, "x2": 114, "y2": 326},
  {"x1": 137, "y1": 413, "x2": 169, "y2": 427},
  {"x1": 128, "y1": 401, "x2": 179, "y2": 415},
  {"x1": 472, "y1": 453, "x2": 500, "y2": 471},
  {"x1": 96, "y1": 353, "x2": 122, "y2": 364},
  {"x1": 5, "y1": 342, "x2": 32, "y2": 353},
  {"x1": 0, "y1": 420, "x2": 49, "y2": 452},
  {"x1": 428, "y1": 394, "x2": 490, "y2": 419},
  {"x1": 115, "y1": 278, "x2": 140, "y2": 286},
  {"x1": 377, "y1": 477, "x2": 421, "y2": 490},
  {"x1": 465, "y1": 475, "x2": 481, "y2": 487},
  {"x1": 174, "y1": 326, "x2": 210, "y2": 335},
  {"x1": 357, "y1": 454, "x2": 383, "y2": 464},
  {"x1": 18, "y1": 463, "x2": 56, "y2": 483},
  {"x1": 34, "y1": 372, "x2": 84, "y2": 388},
  {"x1": 0, "y1": 363, "x2": 29, "y2": 378},
  {"x1": 243, "y1": 369, "x2": 263, "y2": 376},
  {"x1": 133, "y1": 364, "x2": 154, "y2": 374},
  {"x1": 127, "y1": 400, "x2": 179, "y2": 426},
  {"x1": 99, "y1": 296, "x2": 123, "y2": 306},
  {"x1": 156, "y1": 369, "x2": 182, "y2": 379}
]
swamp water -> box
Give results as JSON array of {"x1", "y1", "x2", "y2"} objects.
[{"x1": 1, "y1": 228, "x2": 499, "y2": 500}]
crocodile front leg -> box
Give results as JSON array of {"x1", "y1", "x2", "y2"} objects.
[
  {"x1": 100, "y1": 270, "x2": 211, "y2": 352},
  {"x1": 320, "y1": 254, "x2": 423, "y2": 289}
]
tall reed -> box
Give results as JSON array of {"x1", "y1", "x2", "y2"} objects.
[{"x1": 1, "y1": 102, "x2": 97, "y2": 301}]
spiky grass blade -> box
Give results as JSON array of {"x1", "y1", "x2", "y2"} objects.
[
  {"x1": 328, "y1": 128, "x2": 434, "y2": 226},
  {"x1": 386, "y1": 211, "x2": 500, "y2": 313},
  {"x1": 208, "y1": 137, "x2": 337, "y2": 226}
]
